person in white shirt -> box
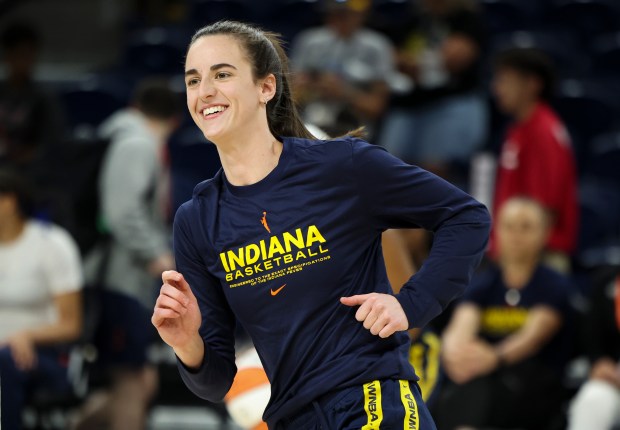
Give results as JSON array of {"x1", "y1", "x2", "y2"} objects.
[
  {"x1": 0, "y1": 168, "x2": 83, "y2": 430},
  {"x1": 75, "y1": 78, "x2": 178, "y2": 430}
]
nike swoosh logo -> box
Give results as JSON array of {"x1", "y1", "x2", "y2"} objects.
[{"x1": 270, "y1": 284, "x2": 286, "y2": 296}]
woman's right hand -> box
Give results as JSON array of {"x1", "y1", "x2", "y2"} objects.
[
  {"x1": 4, "y1": 332, "x2": 37, "y2": 371},
  {"x1": 152, "y1": 271, "x2": 204, "y2": 367}
]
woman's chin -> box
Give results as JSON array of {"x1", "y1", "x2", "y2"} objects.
[{"x1": 202, "y1": 128, "x2": 227, "y2": 144}]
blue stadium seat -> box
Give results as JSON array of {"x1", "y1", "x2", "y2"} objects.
[
  {"x1": 490, "y1": 30, "x2": 589, "y2": 78},
  {"x1": 124, "y1": 27, "x2": 189, "y2": 76},
  {"x1": 549, "y1": 0, "x2": 620, "y2": 40},
  {"x1": 552, "y1": 79, "x2": 620, "y2": 168},
  {"x1": 577, "y1": 132, "x2": 620, "y2": 265},
  {"x1": 591, "y1": 32, "x2": 620, "y2": 77},
  {"x1": 577, "y1": 132, "x2": 620, "y2": 258},
  {"x1": 587, "y1": 131, "x2": 620, "y2": 183},
  {"x1": 272, "y1": 0, "x2": 322, "y2": 44},
  {"x1": 60, "y1": 77, "x2": 126, "y2": 138},
  {"x1": 480, "y1": 0, "x2": 546, "y2": 33},
  {"x1": 577, "y1": 178, "x2": 620, "y2": 264},
  {"x1": 190, "y1": 0, "x2": 252, "y2": 26},
  {"x1": 168, "y1": 125, "x2": 222, "y2": 213},
  {"x1": 370, "y1": 0, "x2": 415, "y2": 30}
]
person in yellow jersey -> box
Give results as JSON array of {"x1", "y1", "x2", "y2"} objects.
[{"x1": 437, "y1": 197, "x2": 573, "y2": 429}]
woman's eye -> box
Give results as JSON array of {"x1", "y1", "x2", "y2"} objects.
[
  {"x1": 215, "y1": 72, "x2": 230, "y2": 79},
  {"x1": 187, "y1": 78, "x2": 199, "y2": 87}
]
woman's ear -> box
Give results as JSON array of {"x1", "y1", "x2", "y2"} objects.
[{"x1": 259, "y1": 74, "x2": 277, "y2": 104}]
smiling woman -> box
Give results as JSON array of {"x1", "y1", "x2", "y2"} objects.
[
  {"x1": 183, "y1": 22, "x2": 313, "y2": 153},
  {"x1": 152, "y1": 20, "x2": 491, "y2": 430}
]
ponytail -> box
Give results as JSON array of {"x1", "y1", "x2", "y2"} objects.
[{"x1": 263, "y1": 31, "x2": 316, "y2": 139}]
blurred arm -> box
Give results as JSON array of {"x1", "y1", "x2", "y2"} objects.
[
  {"x1": 101, "y1": 138, "x2": 171, "y2": 269},
  {"x1": 23, "y1": 291, "x2": 82, "y2": 344},
  {"x1": 442, "y1": 303, "x2": 481, "y2": 350},
  {"x1": 494, "y1": 306, "x2": 562, "y2": 365}
]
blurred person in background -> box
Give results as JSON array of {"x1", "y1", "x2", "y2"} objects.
[
  {"x1": 377, "y1": 0, "x2": 487, "y2": 274},
  {"x1": 0, "y1": 22, "x2": 65, "y2": 173},
  {"x1": 290, "y1": 0, "x2": 396, "y2": 138},
  {"x1": 75, "y1": 79, "x2": 180, "y2": 430},
  {"x1": 436, "y1": 197, "x2": 572, "y2": 430},
  {"x1": 0, "y1": 168, "x2": 83, "y2": 430},
  {"x1": 491, "y1": 48, "x2": 578, "y2": 273},
  {"x1": 568, "y1": 270, "x2": 620, "y2": 430},
  {"x1": 378, "y1": 0, "x2": 487, "y2": 180}
]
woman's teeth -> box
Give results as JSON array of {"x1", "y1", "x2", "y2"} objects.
[{"x1": 203, "y1": 106, "x2": 227, "y2": 116}]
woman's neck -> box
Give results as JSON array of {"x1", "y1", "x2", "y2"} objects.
[
  {"x1": 500, "y1": 256, "x2": 538, "y2": 289},
  {"x1": 216, "y1": 127, "x2": 283, "y2": 186},
  {"x1": 0, "y1": 216, "x2": 26, "y2": 244}
]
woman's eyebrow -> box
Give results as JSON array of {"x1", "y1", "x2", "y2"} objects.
[
  {"x1": 210, "y1": 63, "x2": 237, "y2": 71},
  {"x1": 185, "y1": 64, "x2": 237, "y2": 76}
]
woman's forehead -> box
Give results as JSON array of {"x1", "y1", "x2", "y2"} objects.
[
  {"x1": 499, "y1": 204, "x2": 544, "y2": 224},
  {"x1": 186, "y1": 35, "x2": 244, "y2": 66}
]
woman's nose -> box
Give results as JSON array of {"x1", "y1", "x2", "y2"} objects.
[{"x1": 199, "y1": 79, "x2": 216, "y2": 99}]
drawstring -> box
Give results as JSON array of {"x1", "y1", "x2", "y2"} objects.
[{"x1": 312, "y1": 400, "x2": 330, "y2": 429}]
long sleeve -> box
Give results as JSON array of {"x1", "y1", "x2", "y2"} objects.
[
  {"x1": 174, "y1": 203, "x2": 237, "y2": 402},
  {"x1": 100, "y1": 137, "x2": 169, "y2": 262},
  {"x1": 352, "y1": 140, "x2": 491, "y2": 329}
]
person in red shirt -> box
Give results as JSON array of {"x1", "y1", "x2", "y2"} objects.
[{"x1": 491, "y1": 48, "x2": 578, "y2": 272}]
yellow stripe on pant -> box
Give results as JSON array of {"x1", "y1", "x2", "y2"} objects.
[
  {"x1": 362, "y1": 380, "x2": 383, "y2": 429},
  {"x1": 399, "y1": 380, "x2": 420, "y2": 430}
]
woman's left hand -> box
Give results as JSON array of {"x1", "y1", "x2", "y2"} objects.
[
  {"x1": 5, "y1": 333, "x2": 37, "y2": 371},
  {"x1": 341, "y1": 293, "x2": 409, "y2": 338}
]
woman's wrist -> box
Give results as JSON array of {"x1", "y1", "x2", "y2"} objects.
[
  {"x1": 175, "y1": 334, "x2": 205, "y2": 370},
  {"x1": 494, "y1": 348, "x2": 507, "y2": 368},
  {"x1": 12, "y1": 330, "x2": 34, "y2": 344}
]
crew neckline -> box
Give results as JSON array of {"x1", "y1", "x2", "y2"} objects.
[
  {"x1": 222, "y1": 137, "x2": 291, "y2": 197},
  {"x1": 0, "y1": 220, "x2": 32, "y2": 249}
]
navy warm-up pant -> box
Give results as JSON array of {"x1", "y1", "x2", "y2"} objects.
[
  {"x1": 277, "y1": 379, "x2": 436, "y2": 429},
  {"x1": 0, "y1": 347, "x2": 70, "y2": 430}
]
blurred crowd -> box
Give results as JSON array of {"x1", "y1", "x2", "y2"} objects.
[{"x1": 0, "y1": 0, "x2": 619, "y2": 429}]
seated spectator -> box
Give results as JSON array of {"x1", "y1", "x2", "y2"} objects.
[
  {"x1": 0, "y1": 168, "x2": 83, "y2": 430},
  {"x1": 0, "y1": 22, "x2": 71, "y2": 229},
  {"x1": 379, "y1": 0, "x2": 487, "y2": 179},
  {"x1": 290, "y1": 0, "x2": 396, "y2": 137},
  {"x1": 0, "y1": 22, "x2": 65, "y2": 172},
  {"x1": 75, "y1": 79, "x2": 180, "y2": 430},
  {"x1": 491, "y1": 48, "x2": 578, "y2": 273},
  {"x1": 568, "y1": 270, "x2": 620, "y2": 430},
  {"x1": 435, "y1": 197, "x2": 572, "y2": 430}
]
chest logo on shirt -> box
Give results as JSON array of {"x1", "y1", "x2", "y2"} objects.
[
  {"x1": 500, "y1": 140, "x2": 520, "y2": 170},
  {"x1": 270, "y1": 284, "x2": 286, "y2": 296},
  {"x1": 260, "y1": 211, "x2": 271, "y2": 233},
  {"x1": 481, "y1": 306, "x2": 528, "y2": 336},
  {"x1": 219, "y1": 223, "x2": 331, "y2": 288}
]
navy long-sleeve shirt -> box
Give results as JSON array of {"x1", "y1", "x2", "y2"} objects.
[{"x1": 173, "y1": 136, "x2": 490, "y2": 427}]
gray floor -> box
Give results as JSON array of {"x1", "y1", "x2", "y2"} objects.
[{"x1": 148, "y1": 406, "x2": 244, "y2": 430}]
